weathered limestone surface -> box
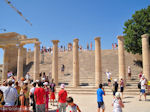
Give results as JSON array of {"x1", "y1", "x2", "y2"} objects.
[
  {"x1": 52, "y1": 40, "x2": 59, "y2": 85},
  {"x1": 95, "y1": 37, "x2": 102, "y2": 87},
  {"x1": 117, "y1": 36, "x2": 126, "y2": 83},
  {"x1": 73, "y1": 39, "x2": 79, "y2": 87},
  {"x1": 33, "y1": 43, "x2": 40, "y2": 81},
  {"x1": 142, "y1": 34, "x2": 150, "y2": 80}
]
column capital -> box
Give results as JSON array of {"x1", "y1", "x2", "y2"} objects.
[
  {"x1": 52, "y1": 40, "x2": 59, "y2": 44},
  {"x1": 117, "y1": 36, "x2": 124, "y2": 39},
  {"x1": 73, "y1": 38, "x2": 79, "y2": 42},
  {"x1": 35, "y1": 42, "x2": 41, "y2": 45},
  {"x1": 94, "y1": 37, "x2": 101, "y2": 40},
  {"x1": 141, "y1": 34, "x2": 149, "y2": 38}
]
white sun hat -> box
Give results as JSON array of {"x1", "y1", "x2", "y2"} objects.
[
  {"x1": 24, "y1": 80, "x2": 28, "y2": 84},
  {"x1": 114, "y1": 79, "x2": 117, "y2": 82},
  {"x1": 43, "y1": 82, "x2": 48, "y2": 86},
  {"x1": 115, "y1": 92, "x2": 121, "y2": 98},
  {"x1": 36, "y1": 80, "x2": 39, "y2": 82}
]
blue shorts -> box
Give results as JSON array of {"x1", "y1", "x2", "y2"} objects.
[{"x1": 140, "y1": 89, "x2": 145, "y2": 93}]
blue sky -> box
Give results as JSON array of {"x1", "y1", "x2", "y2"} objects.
[{"x1": 0, "y1": 0, "x2": 150, "y2": 64}]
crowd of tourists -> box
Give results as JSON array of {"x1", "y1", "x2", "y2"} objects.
[
  {"x1": 0, "y1": 72, "x2": 81, "y2": 112},
  {"x1": 1, "y1": 66, "x2": 150, "y2": 112},
  {"x1": 40, "y1": 42, "x2": 93, "y2": 54}
]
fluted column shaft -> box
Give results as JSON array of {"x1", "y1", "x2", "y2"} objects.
[
  {"x1": 142, "y1": 34, "x2": 150, "y2": 80},
  {"x1": 117, "y1": 36, "x2": 126, "y2": 83},
  {"x1": 95, "y1": 37, "x2": 102, "y2": 87},
  {"x1": 52, "y1": 40, "x2": 59, "y2": 86},
  {"x1": 73, "y1": 39, "x2": 79, "y2": 87},
  {"x1": 34, "y1": 43, "x2": 40, "y2": 81},
  {"x1": 17, "y1": 44, "x2": 24, "y2": 80}
]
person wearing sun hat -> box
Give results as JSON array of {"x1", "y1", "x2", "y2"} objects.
[
  {"x1": 58, "y1": 84, "x2": 68, "y2": 112},
  {"x1": 112, "y1": 92, "x2": 124, "y2": 112},
  {"x1": 43, "y1": 82, "x2": 50, "y2": 111}
]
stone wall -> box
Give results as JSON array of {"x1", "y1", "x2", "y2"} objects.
[{"x1": 2, "y1": 46, "x2": 27, "y2": 73}]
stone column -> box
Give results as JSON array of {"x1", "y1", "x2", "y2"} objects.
[
  {"x1": 2, "y1": 47, "x2": 8, "y2": 81},
  {"x1": 17, "y1": 44, "x2": 24, "y2": 80},
  {"x1": 73, "y1": 39, "x2": 79, "y2": 87},
  {"x1": 52, "y1": 40, "x2": 59, "y2": 86},
  {"x1": 142, "y1": 34, "x2": 150, "y2": 80},
  {"x1": 33, "y1": 42, "x2": 40, "y2": 81},
  {"x1": 117, "y1": 36, "x2": 126, "y2": 83},
  {"x1": 95, "y1": 37, "x2": 102, "y2": 87}
]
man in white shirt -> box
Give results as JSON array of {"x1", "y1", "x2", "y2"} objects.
[
  {"x1": 139, "y1": 76, "x2": 147, "y2": 101},
  {"x1": 105, "y1": 69, "x2": 112, "y2": 86},
  {"x1": 25, "y1": 72, "x2": 30, "y2": 81},
  {"x1": 30, "y1": 82, "x2": 36, "y2": 112},
  {"x1": 2, "y1": 80, "x2": 18, "y2": 106}
]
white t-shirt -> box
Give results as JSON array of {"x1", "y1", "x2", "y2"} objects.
[
  {"x1": 106, "y1": 72, "x2": 111, "y2": 79},
  {"x1": 30, "y1": 87, "x2": 36, "y2": 94},
  {"x1": 140, "y1": 79, "x2": 146, "y2": 90}
]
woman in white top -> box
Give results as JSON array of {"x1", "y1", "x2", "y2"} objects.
[
  {"x1": 128, "y1": 66, "x2": 131, "y2": 80},
  {"x1": 112, "y1": 92, "x2": 124, "y2": 112}
]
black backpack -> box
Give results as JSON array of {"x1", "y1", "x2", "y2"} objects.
[{"x1": 138, "y1": 82, "x2": 141, "y2": 89}]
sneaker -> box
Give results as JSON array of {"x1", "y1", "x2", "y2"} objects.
[{"x1": 139, "y1": 99, "x2": 142, "y2": 101}]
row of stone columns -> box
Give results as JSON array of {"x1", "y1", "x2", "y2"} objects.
[
  {"x1": 51, "y1": 37, "x2": 102, "y2": 87},
  {"x1": 2, "y1": 42, "x2": 40, "y2": 82},
  {"x1": 2, "y1": 47, "x2": 9, "y2": 81}
]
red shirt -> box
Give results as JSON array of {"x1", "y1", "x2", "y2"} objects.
[
  {"x1": 58, "y1": 89, "x2": 67, "y2": 103},
  {"x1": 34, "y1": 87, "x2": 46, "y2": 105}
]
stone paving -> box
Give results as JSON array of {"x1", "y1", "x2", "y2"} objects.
[{"x1": 49, "y1": 94, "x2": 150, "y2": 112}]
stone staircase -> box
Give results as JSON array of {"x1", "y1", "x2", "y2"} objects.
[{"x1": 27, "y1": 49, "x2": 142, "y2": 95}]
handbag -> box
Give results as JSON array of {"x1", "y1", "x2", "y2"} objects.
[{"x1": 0, "y1": 95, "x2": 5, "y2": 105}]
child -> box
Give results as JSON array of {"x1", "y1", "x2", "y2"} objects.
[{"x1": 66, "y1": 97, "x2": 81, "y2": 112}]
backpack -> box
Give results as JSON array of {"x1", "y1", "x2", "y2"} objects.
[{"x1": 138, "y1": 82, "x2": 141, "y2": 89}]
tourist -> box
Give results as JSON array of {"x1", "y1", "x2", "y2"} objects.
[
  {"x1": 25, "y1": 72, "x2": 30, "y2": 82},
  {"x1": 0, "y1": 90, "x2": 4, "y2": 107},
  {"x1": 50, "y1": 79, "x2": 56, "y2": 106},
  {"x1": 139, "y1": 75, "x2": 147, "y2": 101},
  {"x1": 112, "y1": 79, "x2": 118, "y2": 97},
  {"x1": 58, "y1": 84, "x2": 68, "y2": 112},
  {"x1": 30, "y1": 82, "x2": 36, "y2": 112},
  {"x1": 128, "y1": 66, "x2": 131, "y2": 80},
  {"x1": 112, "y1": 92, "x2": 124, "y2": 112},
  {"x1": 15, "y1": 81, "x2": 21, "y2": 95},
  {"x1": 79, "y1": 45, "x2": 82, "y2": 51},
  {"x1": 105, "y1": 69, "x2": 112, "y2": 86},
  {"x1": 119, "y1": 79, "x2": 124, "y2": 99},
  {"x1": 20, "y1": 85, "x2": 26, "y2": 107},
  {"x1": 90, "y1": 42, "x2": 92, "y2": 50},
  {"x1": 15, "y1": 81, "x2": 21, "y2": 106},
  {"x1": 114, "y1": 43, "x2": 118, "y2": 49},
  {"x1": 97, "y1": 84, "x2": 105, "y2": 112},
  {"x1": 3, "y1": 80, "x2": 18, "y2": 106},
  {"x1": 34, "y1": 81, "x2": 46, "y2": 112},
  {"x1": 66, "y1": 97, "x2": 81, "y2": 112},
  {"x1": 87, "y1": 43, "x2": 89, "y2": 50},
  {"x1": 43, "y1": 82, "x2": 50, "y2": 111},
  {"x1": 112, "y1": 43, "x2": 114, "y2": 50},
  {"x1": 138, "y1": 71, "x2": 143, "y2": 79},
  {"x1": 24, "y1": 81, "x2": 30, "y2": 108},
  {"x1": 61, "y1": 64, "x2": 65, "y2": 74}
]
